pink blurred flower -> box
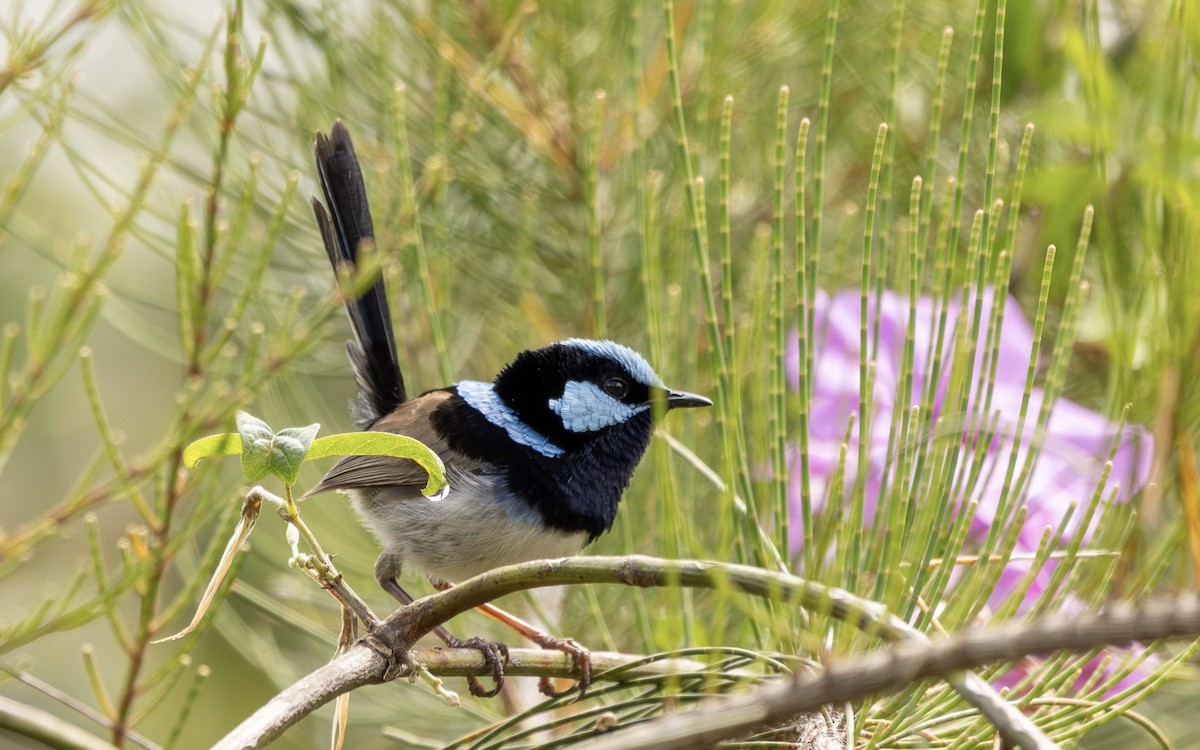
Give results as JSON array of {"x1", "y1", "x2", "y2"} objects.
[{"x1": 786, "y1": 287, "x2": 1155, "y2": 693}]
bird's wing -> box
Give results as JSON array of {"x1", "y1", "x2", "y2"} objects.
[{"x1": 303, "y1": 390, "x2": 485, "y2": 497}]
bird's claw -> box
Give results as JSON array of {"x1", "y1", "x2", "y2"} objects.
[
  {"x1": 535, "y1": 636, "x2": 591, "y2": 700},
  {"x1": 446, "y1": 635, "x2": 510, "y2": 698}
]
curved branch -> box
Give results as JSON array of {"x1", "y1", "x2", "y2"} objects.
[
  {"x1": 572, "y1": 595, "x2": 1200, "y2": 750},
  {"x1": 0, "y1": 695, "x2": 122, "y2": 750},
  {"x1": 215, "y1": 646, "x2": 379, "y2": 750},
  {"x1": 221, "y1": 555, "x2": 1180, "y2": 749},
  {"x1": 387, "y1": 556, "x2": 1052, "y2": 748},
  {"x1": 212, "y1": 647, "x2": 715, "y2": 750}
]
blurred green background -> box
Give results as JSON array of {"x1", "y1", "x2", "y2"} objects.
[{"x1": 1, "y1": 0, "x2": 1197, "y2": 747}]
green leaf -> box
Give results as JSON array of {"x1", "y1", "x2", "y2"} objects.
[
  {"x1": 308, "y1": 432, "x2": 447, "y2": 497},
  {"x1": 236, "y1": 411, "x2": 274, "y2": 482},
  {"x1": 192, "y1": 415, "x2": 442, "y2": 494},
  {"x1": 182, "y1": 433, "x2": 242, "y2": 469},
  {"x1": 270, "y1": 423, "x2": 320, "y2": 485},
  {"x1": 232, "y1": 413, "x2": 322, "y2": 485}
]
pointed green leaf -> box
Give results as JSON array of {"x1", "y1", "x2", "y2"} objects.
[
  {"x1": 235, "y1": 411, "x2": 273, "y2": 441},
  {"x1": 242, "y1": 440, "x2": 271, "y2": 482},
  {"x1": 236, "y1": 412, "x2": 274, "y2": 482},
  {"x1": 182, "y1": 433, "x2": 242, "y2": 469},
  {"x1": 270, "y1": 423, "x2": 320, "y2": 484},
  {"x1": 308, "y1": 432, "x2": 447, "y2": 497}
]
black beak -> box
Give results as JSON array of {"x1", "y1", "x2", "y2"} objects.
[{"x1": 666, "y1": 389, "x2": 712, "y2": 410}]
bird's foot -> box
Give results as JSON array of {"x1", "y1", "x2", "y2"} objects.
[
  {"x1": 534, "y1": 635, "x2": 591, "y2": 700},
  {"x1": 443, "y1": 634, "x2": 510, "y2": 698}
]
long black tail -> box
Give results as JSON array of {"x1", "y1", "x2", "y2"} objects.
[{"x1": 312, "y1": 121, "x2": 406, "y2": 427}]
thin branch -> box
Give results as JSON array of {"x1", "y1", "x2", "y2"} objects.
[
  {"x1": 212, "y1": 556, "x2": 1200, "y2": 749},
  {"x1": 0, "y1": 695, "x2": 125, "y2": 750},
  {"x1": 573, "y1": 595, "x2": 1200, "y2": 750},
  {"x1": 208, "y1": 556, "x2": 1113, "y2": 748},
  {"x1": 389, "y1": 556, "x2": 1050, "y2": 746},
  {"x1": 411, "y1": 647, "x2": 715, "y2": 678},
  {"x1": 213, "y1": 647, "x2": 722, "y2": 750},
  {"x1": 0, "y1": 665, "x2": 158, "y2": 750}
]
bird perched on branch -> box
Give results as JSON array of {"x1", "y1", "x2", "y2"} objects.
[{"x1": 305, "y1": 120, "x2": 710, "y2": 697}]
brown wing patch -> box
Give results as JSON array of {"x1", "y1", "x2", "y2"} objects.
[{"x1": 303, "y1": 390, "x2": 481, "y2": 497}]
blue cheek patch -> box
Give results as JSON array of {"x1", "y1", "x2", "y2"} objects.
[
  {"x1": 549, "y1": 380, "x2": 651, "y2": 433},
  {"x1": 457, "y1": 380, "x2": 565, "y2": 458}
]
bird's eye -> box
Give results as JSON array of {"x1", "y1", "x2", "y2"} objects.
[{"x1": 602, "y1": 377, "x2": 628, "y2": 399}]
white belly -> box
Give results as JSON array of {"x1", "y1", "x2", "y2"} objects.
[{"x1": 349, "y1": 471, "x2": 589, "y2": 583}]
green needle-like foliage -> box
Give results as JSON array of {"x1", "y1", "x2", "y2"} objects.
[{"x1": 0, "y1": 0, "x2": 1197, "y2": 748}]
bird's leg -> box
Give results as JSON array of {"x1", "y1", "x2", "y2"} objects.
[
  {"x1": 378, "y1": 575, "x2": 509, "y2": 698},
  {"x1": 431, "y1": 580, "x2": 591, "y2": 699}
]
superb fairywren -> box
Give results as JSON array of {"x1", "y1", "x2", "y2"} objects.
[{"x1": 305, "y1": 121, "x2": 710, "y2": 697}]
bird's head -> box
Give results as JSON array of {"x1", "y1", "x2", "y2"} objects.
[{"x1": 492, "y1": 338, "x2": 710, "y2": 454}]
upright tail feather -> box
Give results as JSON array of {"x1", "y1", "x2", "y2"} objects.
[{"x1": 312, "y1": 121, "x2": 407, "y2": 426}]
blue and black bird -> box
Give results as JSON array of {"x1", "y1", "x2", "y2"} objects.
[{"x1": 306, "y1": 121, "x2": 710, "y2": 697}]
